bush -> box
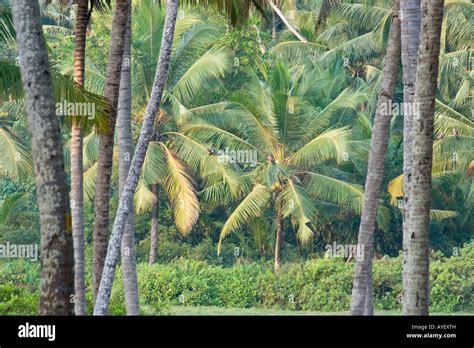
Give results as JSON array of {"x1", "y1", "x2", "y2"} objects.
[{"x1": 0, "y1": 240, "x2": 472, "y2": 314}]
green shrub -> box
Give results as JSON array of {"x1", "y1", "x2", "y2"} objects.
[
  {"x1": 0, "y1": 283, "x2": 38, "y2": 315},
  {"x1": 0, "y1": 241, "x2": 472, "y2": 314}
]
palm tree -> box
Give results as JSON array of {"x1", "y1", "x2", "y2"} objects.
[
  {"x1": 10, "y1": 0, "x2": 74, "y2": 315},
  {"x1": 400, "y1": 0, "x2": 420, "y2": 311},
  {"x1": 70, "y1": 0, "x2": 89, "y2": 316},
  {"x1": 350, "y1": 0, "x2": 401, "y2": 316},
  {"x1": 93, "y1": 0, "x2": 180, "y2": 315},
  {"x1": 180, "y1": 60, "x2": 375, "y2": 271},
  {"x1": 117, "y1": 7, "x2": 140, "y2": 315},
  {"x1": 92, "y1": 0, "x2": 129, "y2": 303},
  {"x1": 404, "y1": 0, "x2": 445, "y2": 316},
  {"x1": 80, "y1": 1, "x2": 231, "y2": 262}
]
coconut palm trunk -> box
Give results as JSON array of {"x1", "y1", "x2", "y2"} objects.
[
  {"x1": 93, "y1": 0, "x2": 179, "y2": 315},
  {"x1": 149, "y1": 184, "x2": 159, "y2": 265},
  {"x1": 272, "y1": 10, "x2": 278, "y2": 42},
  {"x1": 92, "y1": 0, "x2": 129, "y2": 303},
  {"x1": 71, "y1": 0, "x2": 89, "y2": 316},
  {"x1": 268, "y1": 0, "x2": 308, "y2": 42},
  {"x1": 11, "y1": 0, "x2": 74, "y2": 315},
  {"x1": 400, "y1": 0, "x2": 421, "y2": 307},
  {"x1": 274, "y1": 201, "x2": 283, "y2": 272},
  {"x1": 117, "y1": 9, "x2": 140, "y2": 315},
  {"x1": 350, "y1": 0, "x2": 401, "y2": 315},
  {"x1": 403, "y1": 0, "x2": 444, "y2": 316}
]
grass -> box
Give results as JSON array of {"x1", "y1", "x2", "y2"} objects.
[{"x1": 164, "y1": 306, "x2": 472, "y2": 316}]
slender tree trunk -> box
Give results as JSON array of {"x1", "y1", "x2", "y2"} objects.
[
  {"x1": 274, "y1": 202, "x2": 283, "y2": 272},
  {"x1": 364, "y1": 251, "x2": 374, "y2": 315},
  {"x1": 400, "y1": 0, "x2": 421, "y2": 309},
  {"x1": 117, "y1": 9, "x2": 140, "y2": 315},
  {"x1": 403, "y1": 0, "x2": 444, "y2": 316},
  {"x1": 268, "y1": 0, "x2": 308, "y2": 43},
  {"x1": 71, "y1": 0, "x2": 89, "y2": 316},
  {"x1": 350, "y1": 0, "x2": 401, "y2": 315},
  {"x1": 272, "y1": 10, "x2": 278, "y2": 42},
  {"x1": 149, "y1": 184, "x2": 159, "y2": 265},
  {"x1": 11, "y1": 0, "x2": 74, "y2": 315},
  {"x1": 93, "y1": 0, "x2": 179, "y2": 315},
  {"x1": 92, "y1": 0, "x2": 129, "y2": 303}
]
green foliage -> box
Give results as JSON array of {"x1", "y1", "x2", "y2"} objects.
[{"x1": 1, "y1": 241, "x2": 473, "y2": 314}]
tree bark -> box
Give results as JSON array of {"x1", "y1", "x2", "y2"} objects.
[
  {"x1": 350, "y1": 0, "x2": 401, "y2": 315},
  {"x1": 272, "y1": 10, "x2": 278, "y2": 42},
  {"x1": 71, "y1": 0, "x2": 89, "y2": 316},
  {"x1": 274, "y1": 202, "x2": 283, "y2": 272},
  {"x1": 149, "y1": 184, "x2": 159, "y2": 265},
  {"x1": 403, "y1": 0, "x2": 444, "y2": 316},
  {"x1": 93, "y1": 0, "x2": 179, "y2": 315},
  {"x1": 364, "y1": 248, "x2": 374, "y2": 315},
  {"x1": 11, "y1": 0, "x2": 74, "y2": 315},
  {"x1": 400, "y1": 0, "x2": 421, "y2": 309},
  {"x1": 268, "y1": 0, "x2": 308, "y2": 43},
  {"x1": 92, "y1": 0, "x2": 129, "y2": 303},
  {"x1": 117, "y1": 9, "x2": 140, "y2": 316}
]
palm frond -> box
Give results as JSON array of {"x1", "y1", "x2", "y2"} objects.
[{"x1": 218, "y1": 183, "x2": 271, "y2": 254}]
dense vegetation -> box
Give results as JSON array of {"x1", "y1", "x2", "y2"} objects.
[{"x1": 0, "y1": 0, "x2": 472, "y2": 315}]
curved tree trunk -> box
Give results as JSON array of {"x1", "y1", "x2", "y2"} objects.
[
  {"x1": 403, "y1": 0, "x2": 444, "y2": 316},
  {"x1": 92, "y1": 0, "x2": 130, "y2": 303},
  {"x1": 350, "y1": 0, "x2": 401, "y2": 315},
  {"x1": 93, "y1": 0, "x2": 179, "y2": 315},
  {"x1": 274, "y1": 202, "x2": 283, "y2": 272},
  {"x1": 117, "y1": 9, "x2": 140, "y2": 315},
  {"x1": 149, "y1": 184, "x2": 159, "y2": 265},
  {"x1": 400, "y1": 0, "x2": 421, "y2": 309},
  {"x1": 71, "y1": 0, "x2": 89, "y2": 316},
  {"x1": 11, "y1": 0, "x2": 74, "y2": 315}
]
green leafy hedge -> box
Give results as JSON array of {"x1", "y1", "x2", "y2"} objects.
[
  {"x1": 112, "y1": 241, "x2": 474, "y2": 314},
  {"x1": 0, "y1": 241, "x2": 472, "y2": 315}
]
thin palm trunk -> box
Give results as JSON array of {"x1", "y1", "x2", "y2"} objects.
[
  {"x1": 400, "y1": 0, "x2": 421, "y2": 308},
  {"x1": 403, "y1": 0, "x2": 444, "y2": 315},
  {"x1": 11, "y1": 0, "x2": 74, "y2": 315},
  {"x1": 93, "y1": 0, "x2": 179, "y2": 315},
  {"x1": 350, "y1": 0, "x2": 401, "y2": 315},
  {"x1": 117, "y1": 9, "x2": 140, "y2": 315},
  {"x1": 92, "y1": 0, "x2": 130, "y2": 303},
  {"x1": 272, "y1": 9, "x2": 278, "y2": 42},
  {"x1": 71, "y1": 0, "x2": 89, "y2": 316},
  {"x1": 149, "y1": 184, "x2": 159, "y2": 265},
  {"x1": 268, "y1": 0, "x2": 308, "y2": 43},
  {"x1": 274, "y1": 202, "x2": 283, "y2": 272}
]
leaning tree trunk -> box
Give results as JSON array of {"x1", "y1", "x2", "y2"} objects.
[
  {"x1": 71, "y1": 0, "x2": 89, "y2": 316},
  {"x1": 403, "y1": 0, "x2": 444, "y2": 316},
  {"x1": 92, "y1": 0, "x2": 129, "y2": 303},
  {"x1": 149, "y1": 184, "x2": 159, "y2": 265},
  {"x1": 268, "y1": 0, "x2": 308, "y2": 43},
  {"x1": 117, "y1": 9, "x2": 140, "y2": 315},
  {"x1": 350, "y1": 0, "x2": 401, "y2": 315},
  {"x1": 93, "y1": 0, "x2": 179, "y2": 315},
  {"x1": 274, "y1": 202, "x2": 283, "y2": 272},
  {"x1": 400, "y1": 0, "x2": 421, "y2": 309},
  {"x1": 11, "y1": 0, "x2": 74, "y2": 315}
]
